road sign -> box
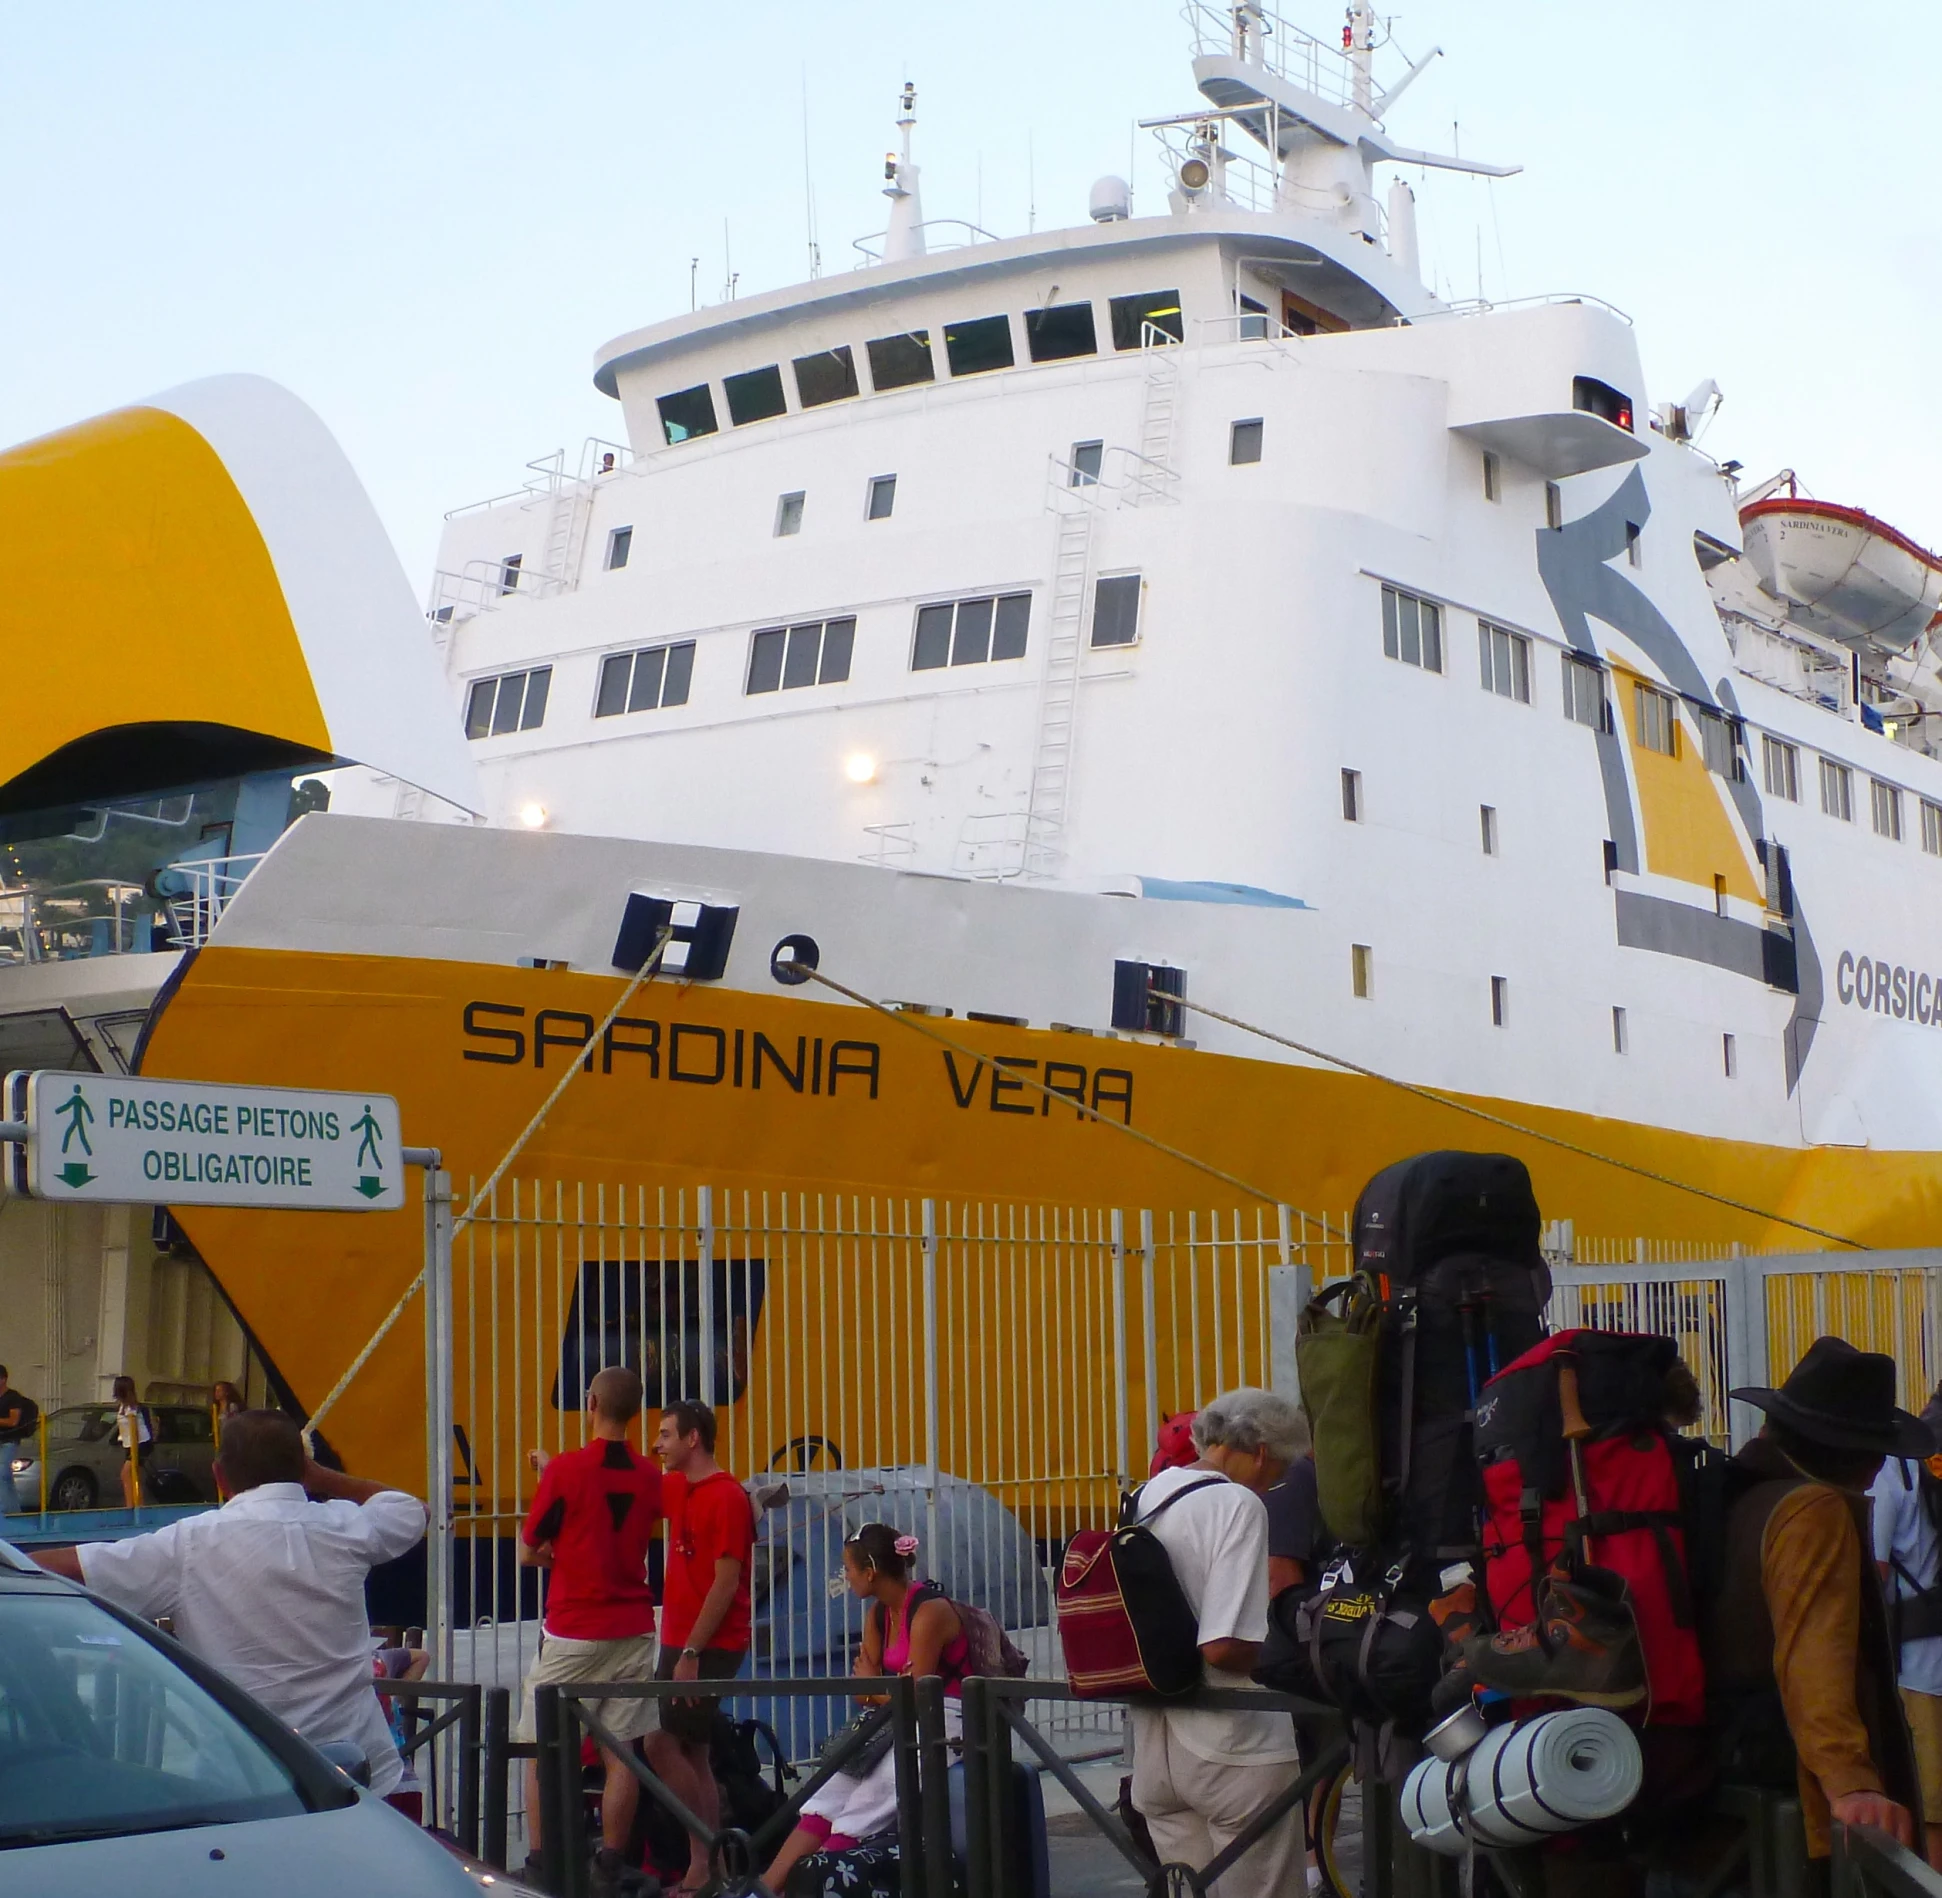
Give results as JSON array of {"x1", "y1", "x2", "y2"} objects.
[{"x1": 19, "y1": 1072, "x2": 406, "y2": 1211}]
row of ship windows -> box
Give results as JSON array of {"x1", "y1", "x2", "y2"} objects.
[
  {"x1": 1348, "y1": 951, "x2": 1744, "y2": 1075},
  {"x1": 459, "y1": 578, "x2": 1147, "y2": 738},
  {"x1": 1382, "y1": 582, "x2": 1937, "y2": 841},
  {"x1": 653, "y1": 290, "x2": 1187, "y2": 445}
]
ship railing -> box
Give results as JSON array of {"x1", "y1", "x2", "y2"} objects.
[
  {"x1": 1046, "y1": 443, "x2": 1179, "y2": 506},
  {"x1": 442, "y1": 438, "x2": 635, "y2": 523},
  {"x1": 428, "y1": 558, "x2": 570, "y2": 626},
  {"x1": 1419, "y1": 290, "x2": 1636, "y2": 327},
  {"x1": 1194, "y1": 309, "x2": 1308, "y2": 352},
  {"x1": 850, "y1": 218, "x2": 1004, "y2": 266},
  {"x1": 1179, "y1": 0, "x2": 1361, "y2": 112},
  {"x1": 158, "y1": 852, "x2": 268, "y2": 950},
  {"x1": 0, "y1": 879, "x2": 153, "y2": 965}
]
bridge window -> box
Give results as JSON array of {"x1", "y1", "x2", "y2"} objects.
[
  {"x1": 464, "y1": 666, "x2": 552, "y2": 739},
  {"x1": 656, "y1": 384, "x2": 718, "y2": 445},
  {"x1": 912, "y1": 592, "x2": 1031, "y2": 671},
  {"x1": 747, "y1": 618, "x2": 855, "y2": 695},
  {"x1": 1381, "y1": 584, "x2": 1442, "y2": 672},
  {"x1": 1572, "y1": 375, "x2": 1635, "y2": 432},
  {"x1": 867, "y1": 329, "x2": 936, "y2": 390},
  {"x1": 1025, "y1": 301, "x2": 1098, "y2": 362},
  {"x1": 794, "y1": 345, "x2": 859, "y2": 408},
  {"x1": 944, "y1": 315, "x2": 1015, "y2": 376},
  {"x1": 596, "y1": 642, "x2": 695, "y2": 717},
  {"x1": 1110, "y1": 290, "x2": 1183, "y2": 350},
  {"x1": 725, "y1": 364, "x2": 788, "y2": 426}
]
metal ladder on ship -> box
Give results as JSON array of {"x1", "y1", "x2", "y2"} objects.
[
  {"x1": 1128, "y1": 320, "x2": 1182, "y2": 507},
  {"x1": 1021, "y1": 472, "x2": 1100, "y2": 879}
]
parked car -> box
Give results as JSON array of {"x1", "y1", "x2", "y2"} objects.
[
  {"x1": 8, "y1": 1403, "x2": 219, "y2": 1511},
  {"x1": 0, "y1": 1539, "x2": 513, "y2": 1894}
]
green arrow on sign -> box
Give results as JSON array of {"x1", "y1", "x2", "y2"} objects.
[
  {"x1": 356, "y1": 1176, "x2": 384, "y2": 1200},
  {"x1": 58, "y1": 1163, "x2": 94, "y2": 1188}
]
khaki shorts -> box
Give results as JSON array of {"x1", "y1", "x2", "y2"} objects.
[
  {"x1": 514, "y1": 1632, "x2": 660, "y2": 1745},
  {"x1": 1903, "y1": 1687, "x2": 1942, "y2": 1818}
]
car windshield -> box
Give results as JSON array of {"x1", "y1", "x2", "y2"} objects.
[{"x1": 0, "y1": 1591, "x2": 318, "y2": 1848}]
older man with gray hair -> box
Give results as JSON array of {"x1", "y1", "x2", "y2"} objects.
[{"x1": 1129, "y1": 1385, "x2": 1309, "y2": 1896}]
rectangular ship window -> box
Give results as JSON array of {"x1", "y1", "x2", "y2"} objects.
[
  {"x1": 1110, "y1": 290, "x2": 1184, "y2": 350},
  {"x1": 1070, "y1": 440, "x2": 1104, "y2": 487},
  {"x1": 1924, "y1": 800, "x2": 1942, "y2": 856},
  {"x1": 499, "y1": 552, "x2": 523, "y2": 594},
  {"x1": 1562, "y1": 654, "x2": 1609, "y2": 730},
  {"x1": 1764, "y1": 735, "x2": 1800, "y2": 802},
  {"x1": 1634, "y1": 683, "x2": 1677, "y2": 757},
  {"x1": 1381, "y1": 584, "x2": 1443, "y2": 672},
  {"x1": 724, "y1": 364, "x2": 788, "y2": 426},
  {"x1": 1612, "y1": 1006, "x2": 1627, "y2": 1054},
  {"x1": 1482, "y1": 451, "x2": 1501, "y2": 503},
  {"x1": 1351, "y1": 944, "x2": 1372, "y2": 999},
  {"x1": 1478, "y1": 623, "x2": 1530, "y2": 702},
  {"x1": 911, "y1": 592, "x2": 1031, "y2": 671},
  {"x1": 1342, "y1": 770, "x2": 1363, "y2": 822},
  {"x1": 1820, "y1": 757, "x2": 1854, "y2": 821},
  {"x1": 943, "y1": 315, "x2": 1015, "y2": 376},
  {"x1": 605, "y1": 526, "x2": 633, "y2": 571},
  {"x1": 867, "y1": 330, "x2": 935, "y2": 390},
  {"x1": 1480, "y1": 804, "x2": 1498, "y2": 855},
  {"x1": 1230, "y1": 419, "x2": 1264, "y2": 465},
  {"x1": 867, "y1": 474, "x2": 897, "y2": 521},
  {"x1": 1572, "y1": 375, "x2": 1635, "y2": 432},
  {"x1": 657, "y1": 384, "x2": 718, "y2": 445},
  {"x1": 1872, "y1": 778, "x2": 1904, "y2": 840},
  {"x1": 1025, "y1": 301, "x2": 1098, "y2": 362},
  {"x1": 596, "y1": 642, "x2": 695, "y2": 717},
  {"x1": 1696, "y1": 707, "x2": 1740, "y2": 777},
  {"x1": 465, "y1": 666, "x2": 552, "y2": 739},
  {"x1": 1091, "y1": 574, "x2": 1143, "y2": 648},
  {"x1": 1722, "y1": 1032, "x2": 1738, "y2": 1079},
  {"x1": 775, "y1": 491, "x2": 805, "y2": 538},
  {"x1": 746, "y1": 617, "x2": 855, "y2": 695},
  {"x1": 1491, "y1": 976, "x2": 1509, "y2": 1028},
  {"x1": 793, "y1": 346, "x2": 860, "y2": 407}
]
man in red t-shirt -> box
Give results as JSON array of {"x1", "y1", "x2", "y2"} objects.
[
  {"x1": 647, "y1": 1398, "x2": 755, "y2": 1895},
  {"x1": 515, "y1": 1366, "x2": 663, "y2": 1897}
]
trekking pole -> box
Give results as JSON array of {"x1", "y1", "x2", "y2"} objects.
[{"x1": 1557, "y1": 1352, "x2": 1595, "y2": 1566}]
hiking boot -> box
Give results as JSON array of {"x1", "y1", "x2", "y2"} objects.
[{"x1": 1460, "y1": 1568, "x2": 1647, "y2": 1709}]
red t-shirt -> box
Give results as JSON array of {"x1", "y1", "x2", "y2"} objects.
[
  {"x1": 661, "y1": 1469, "x2": 755, "y2": 1652},
  {"x1": 522, "y1": 1438, "x2": 663, "y2": 1641}
]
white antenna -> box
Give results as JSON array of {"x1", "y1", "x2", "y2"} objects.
[
  {"x1": 800, "y1": 67, "x2": 822, "y2": 280},
  {"x1": 1028, "y1": 130, "x2": 1037, "y2": 233}
]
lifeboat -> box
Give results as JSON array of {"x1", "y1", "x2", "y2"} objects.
[{"x1": 1740, "y1": 487, "x2": 1942, "y2": 653}]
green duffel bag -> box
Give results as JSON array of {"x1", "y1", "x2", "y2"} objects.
[{"x1": 1297, "y1": 1273, "x2": 1384, "y2": 1547}]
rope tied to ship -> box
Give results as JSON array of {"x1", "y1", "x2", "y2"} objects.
[{"x1": 1156, "y1": 985, "x2": 1865, "y2": 1252}]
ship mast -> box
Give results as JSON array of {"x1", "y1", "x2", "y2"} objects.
[
  {"x1": 882, "y1": 82, "x2": 926, "y2": 262},
  {"x1": 1346, "y1": 2, "x2": 1374, "y2": 119}
]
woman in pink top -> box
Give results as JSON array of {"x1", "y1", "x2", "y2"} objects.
[{"x1": 762, "y1": 1523, "x2": 967, "y2": 1888}]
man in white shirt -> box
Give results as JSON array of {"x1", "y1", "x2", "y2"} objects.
[
  {"x1": 35, "y1": 1408, "x2": 427, "y2": 1795},
  {"x1": 1873, "y1": 1433, "x2": 1942, "y2": 1870},
  {"x1": 1130, "y1": 1385, "x2": 1308, "y2": 1897}
]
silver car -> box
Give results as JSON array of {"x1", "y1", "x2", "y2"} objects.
[
  {"x1": 8, "y1": 1403, "x2": 219, "y2": 1512},
  {"x1": 0, "y1": 1538, "x2": 518, "y2": 1896}
]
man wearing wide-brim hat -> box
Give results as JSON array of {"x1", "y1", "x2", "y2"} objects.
[{"x1": 1709, "y1": 1336, "x2": 1932, "y2": 1862}]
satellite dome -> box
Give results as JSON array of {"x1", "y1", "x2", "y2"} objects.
[{"x1": 1088, "y1": 175, "x2": 1131, "y2": 223}]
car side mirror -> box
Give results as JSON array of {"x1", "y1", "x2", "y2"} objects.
[{"x1": 313, "y1": 1740, "x2": 372, "y2": 1787}]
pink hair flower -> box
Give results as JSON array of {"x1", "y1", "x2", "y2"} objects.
[{"x1": 893, "y1": 1533, "x2": 920, "y2": 1557}]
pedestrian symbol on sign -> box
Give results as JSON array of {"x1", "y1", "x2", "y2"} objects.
[
  {"x1": 54, "y1": 1085, "x2": 95, "y2": 1187},
  {"x1": 351, "y1": 1103, "x2": 386, "y2": 1200}
]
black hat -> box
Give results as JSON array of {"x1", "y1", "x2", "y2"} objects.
[{"x1": 1732, "y1": 1336, "x2": 1935, "y2": 1459}]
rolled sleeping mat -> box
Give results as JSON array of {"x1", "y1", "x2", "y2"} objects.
[
  {"x1": 1461, "y1": 1709, "x2": 1643, "y2": 1850},
  {"x1": 1400, "y1": 1753, "x2": 1472, "y2": 1857}
]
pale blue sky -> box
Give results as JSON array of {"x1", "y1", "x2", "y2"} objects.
[{"x1": 3, "y1": 2, "x2": 1934, "y2": 588}]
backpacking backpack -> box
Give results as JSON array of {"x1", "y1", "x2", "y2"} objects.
[
  {"x1": 1282, "y1": 1151, "x2": 1551, "y2": 1728},
  {"x1": 1475, "y1": 1329, "x2": 1716, "y2": 1727},
  {"x1": 1057, "y1": 1476, "x2": 1227, "y2": 1699}
]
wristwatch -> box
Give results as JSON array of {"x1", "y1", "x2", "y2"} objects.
[{"x1": 680, "y1": 1646, "x2": 701, "y2": 1659}]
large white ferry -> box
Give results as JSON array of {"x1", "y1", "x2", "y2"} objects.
[{"x1": 3, "y1": 3, "x2": 1939, "y2": 1480}]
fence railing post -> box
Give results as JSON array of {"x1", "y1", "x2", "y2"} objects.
[
  {"x1": 455, "y1": 1680, "x2": 481, "y2": 1858},
  {"x1": 1110, "y1": 1208, "x2": 1130, "y2": 1485},
  {"x1": 1140, "y1": 1207, "x2": 1159, "y2": 1462},
  {"x1": 921, "y1": 1198, "x2": 941, "y2": 1562},
  {"x1": 534, "y1": 1684, "x2": 568, "y2": 1898},
  {"x1": 916, "y1": 1673, "x2": 953, "y2": 1898},
  {"x1": 1727, "y1": 1252, "x2": 1770, "y2": 1452},
  {"x1": 423, "y1": 1166, "x2": 455, "y2": 1677},
  {"x1": 482, "y1": 1686, "x2": 511, "y2": 1869},
  {"x1": 890, "y1": 1673, "x2": 926, "y2": 1898},
  {"x1": 697, "y1": 1184, "x2": 717, "y2": 1406},
  {"x1": 961, "y1": 1676, "x2": 993, "y2": 1898}
]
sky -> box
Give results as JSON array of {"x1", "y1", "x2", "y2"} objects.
[{"x1": 2, "y1": 2, "x2": 1936, "y2": 591}]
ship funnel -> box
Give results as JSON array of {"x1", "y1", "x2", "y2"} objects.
[{"x1": 1386, "y1": 178, "x2": 1420, "y2": 279}]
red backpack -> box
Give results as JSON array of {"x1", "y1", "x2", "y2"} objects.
[{"x1": 1474, "y1": 1330, "x2": 1711, "y2": 1727}]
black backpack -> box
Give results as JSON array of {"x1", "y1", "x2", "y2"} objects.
[
  {"x1": 1278, "y1": 1152, "x2": 1552, "y2": 1729},
  {"x1": 635, "y1": 1713, "x2": 794, "y2": 1873},
  {"x1": 0, "y1": 1391, "x2": 37, "y2": 1444}
]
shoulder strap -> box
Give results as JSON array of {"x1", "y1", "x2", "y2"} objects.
[{"x1": 1129, "y1": 1475, "x2": 1227, "y2": 1528}]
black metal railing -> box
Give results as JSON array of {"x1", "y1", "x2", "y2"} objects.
[
  {"x1": 379, "y1": 1677, "x2": 511, "y2": 1863},
  {"x1": 1834, "y1": 1823, "x2": 1942, "y2": 1898}
]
